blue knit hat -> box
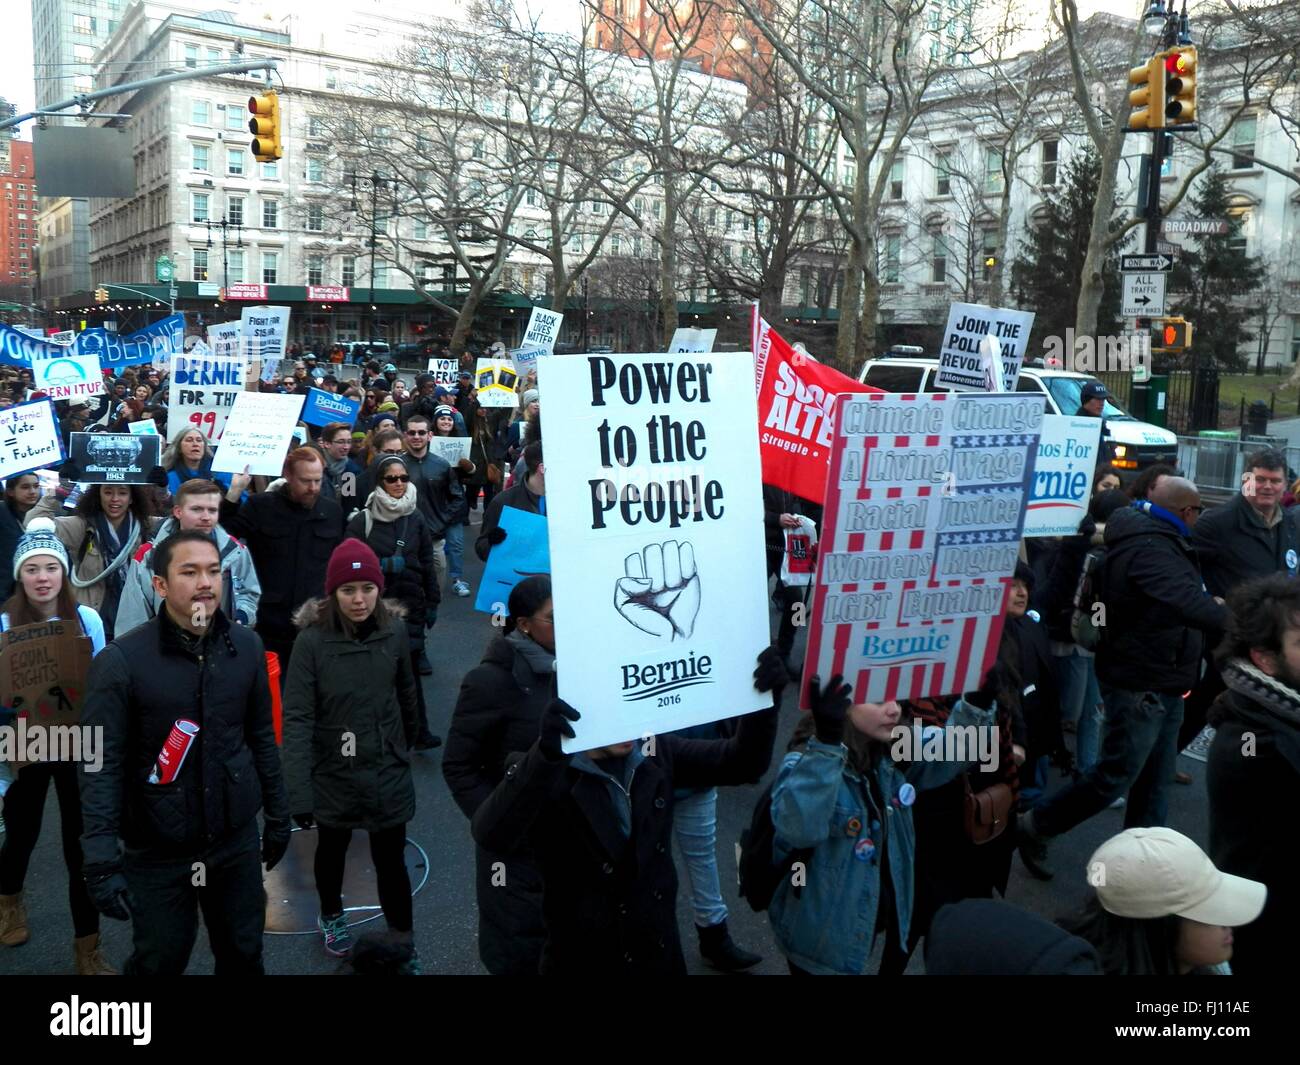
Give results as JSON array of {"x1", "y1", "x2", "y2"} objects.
[{"x1": 13, "y1": 517, "x2": 69, "y2": 579}]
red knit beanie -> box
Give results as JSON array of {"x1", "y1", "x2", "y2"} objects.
[{"x1": 325, "y1": 538, "x2": 385, "y2": 596}]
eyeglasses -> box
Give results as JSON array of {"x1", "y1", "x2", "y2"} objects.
[
  {"x1": 405, "y1": 429, "x2": 428, "y2": 436},
  {"x1": 1183, "y1": 504, "x2": 1205, "y2": 514},
  {"x1": 528, "y1": 614, "x2": 554, "y2": 626},
  {"x1": 383, "y1": 474, "x2": 410, "y2": 484}
]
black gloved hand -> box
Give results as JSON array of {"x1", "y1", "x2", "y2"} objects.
[
  {"x1": 293, "y1": 812, "x2": 316, "y2": 830},
  {"x1": 538, "y1": 698, "x2": 580, "y2": 760},
  {"x1": 753, "y1": 645, "x2": 790, "y2": 694},
  {"x1": 964, "y1": 662, "x2": 1011, "y2": 710},
  {"x1": 809, "y1": 674, "x2": 851, "y2": 745},
  {"x1": 1050, "y1": 747, "x2": 1076, "y2": 776},
  {"x1": 84, "y1": 864, "x2": 133, "y2": 922},
  {"x1": 59, "y1": 459, "x2": 83, "y2": 482},
  {"x1": 261, "y1": 817, "x2": 292, "y2": 871},
  {"x1": 147, "y1": 464, "x2": 169, "y2": 488},
  {"x1": 487, "y1": 526, "x2": 507, "y2": 546}
]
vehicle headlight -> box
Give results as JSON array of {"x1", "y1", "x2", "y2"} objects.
[{"x1": 1112, "y1": 445, "x2": 1127, "y2": 458}]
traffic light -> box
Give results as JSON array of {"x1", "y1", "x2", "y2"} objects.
[
  {"x1": 1150, "y1": 317, "x2": 1193, "y2": 352},
  {"x1": 1163, "y1": 45, "x2": 1196, "y2": 126},
  {"x1": 248, "y1": 91, "x2": 282, "y2": 163},
  {"x1": 1128, "y1": 55, "x2": 1166, "y2": 130},
  {"x1": 94, "y1": 286, "x2": 109, "y2": 304}
]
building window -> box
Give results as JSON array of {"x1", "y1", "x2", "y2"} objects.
[
  {"x1": 306, "y1": 204, "x2": 324, "y2": 231},
  {"x1": 308, "y1": 116, "x2": 326, "y2": 138},
  {"x1": 262, "y1": 252, "x2": 278, "y2": 284},
  {"x1": 261, "y1": 161, "x2": 279, "y2": 180},
  {"x1": 931, "y1": 231, "x2": 948, "y2": 283},
  {"x1": 1041, "y1": 139, "x2": 1059, "y2": 185},
  {"x1": 74, "y1": 75, "x2": 93, "y2": 93},
  {"x1": 325, "y1": 68, "x2": 339, "y2": 90},
  {"x1": 889, "y1": 157, "x2": 905, "y2": 200},
  {"x1": 935, "y1": 149, "x2": 953, "y2": 196},
  {"x1": 982, "y1": 230, "x2": 998, "y2": 279},
  {"x1": 341, "y1": 257, "x2": 356, "y2": 286},
  {"x1": 192, "y1": 249, "x2": 209, "y2": 281},
  {"x1": 983, "y1": 145, "x2": 1004, "y2": 194},
  {"x1": 372, "y1": 263, "x2": 387, "y2": 287},
  {"x1": 184, "y1": 44, "x2": 199, "y2": 69},
  {"x1": 192, "y1": 193, "x2": 210, "y2": 223},
  {"x1": 307, "y1": 255, "x2": 324, "y2": 286},
  {"x1": 882, "y1": 233, "x2": 901, "y2": 283},
  {"x1": 192, "y1": 144, "x2": 210, "y2": 172},
  {"x1": 262, "y1": 200, "x2": 278, "y2": 228},
  {"x1": 227, "y1": 250, "x2": 245, "y2": 283},
  {"x1": 227, "y1": 196, "x2": 244, "y2": 226},
  {"x1": 74, "y1": 14, "x2": 96, "y2": 34},
  {"x1": 191, "y1": 99, "x2": 210, "y2": 126},
  {"x1": 227, "y1": 148, "x2": 244, "y2": 176},
  {"x1": 1231, "y1": 116, "x2": 1257, "y2": 170},
  {"x1": 413, "y1": 219, "x2": 428, "y2": 239},
  {"x1": 207, "y1": 47, "x2": 222, "y2": 64},
  {"x1": 306, "y1": 157, "x2": 324, "y2": 183},
  {"x1": 225, "y1": 106, "x2": 245, "y2": 131},
  {"x1": 73, "y1": 44, "x2": 95, "y2": 63}
]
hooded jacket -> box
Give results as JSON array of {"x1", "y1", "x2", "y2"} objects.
[{"x1": 114, "y1": 518, "x2": 262, "y2": 637}]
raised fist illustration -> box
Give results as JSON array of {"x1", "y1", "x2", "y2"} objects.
[{"x1": 615, "y1": 540, "x2": 701, "y2": 640}]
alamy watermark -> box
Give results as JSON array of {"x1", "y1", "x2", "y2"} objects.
[
  {"x1": 890, "y1": 722, "x2": 1000, "y2": 773},
  {"x1": 0, "y1": 720, "x2": 104, "y2": 772},
  {"x1": 1042, "y1": 329, "x2": 1151, "y2": 375}
]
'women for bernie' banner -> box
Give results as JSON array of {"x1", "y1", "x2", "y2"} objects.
[{"x1": 0, "y1": 316, "x2": 185, "y2": 370}]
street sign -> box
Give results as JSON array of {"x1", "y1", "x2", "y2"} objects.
[
  {"x1": 1122, "y1": 272, "x2": 1166, "y2": 317},
  {"x1": 155, "y1": 256, "x2": 174, "y2": 283},
  {"x1": 1163, "y1": 218, "x2": 1230, "y2": 235},
  {"x1": 1157, "y1": 240, "x2": 1180, "y2": 256},
  {"x1": 1121, "y1": 254, "x2": 1173, "y2": 272},
  {"x1": 168, "y1": 287, "x2": 178, "y2": 301}
]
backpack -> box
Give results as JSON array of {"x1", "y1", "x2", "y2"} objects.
[
  {"x1": 1069, "y1": 545, "x2": 1107, "y2": 650},
  {"x1": 736, "y1": 781, "x2": 813, "y2": 913}
]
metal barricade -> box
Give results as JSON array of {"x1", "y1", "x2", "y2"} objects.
[{"x1": 1176, "y1": 435, "x2": 1300, "y2": 495}]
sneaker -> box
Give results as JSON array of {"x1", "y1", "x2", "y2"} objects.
[
  {"x1": 1108, "y1": 795, "x2": 1126, "y2": 809},
  {"x1": 415, "y1": 650, "x2": 433, "y2": 676},
  {"x1": 319, "y1": 912, "x2": 354, "y2": 957},
  {"x1": 0, "y1": 814, "x2": 5, "y2": 834},
  {"x1": 397, "y1": 947, "x2": 423, "y2": 975},
  {"x1": 414, "y1": 731, "x2": 442, "y2": 751},
  {"x1": 1016, "y1": 813, "x2": 1054, "y2": 881},
  {"x1": 452, "y1": 579, "x2": 471, "y2": 598}
]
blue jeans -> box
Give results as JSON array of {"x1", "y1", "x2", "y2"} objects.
[
  {"x1": 1033, "y1": 685, "x2": 1184, "y2": 838},
  {"x1": 444, "y1": 522, "x2": 464, "y2": 582},
  {"x1": 672, "y1": 788, "x2": 727, "y2": 928},
  {"x1": 1054, "y1": 648, "x2": 1102, "y2": 773}
]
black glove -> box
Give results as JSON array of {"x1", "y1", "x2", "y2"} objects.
[
  {"x1": 292, "y1": 812, "x2": 316, "y2": 830},
  {"x1": 59, "y1": 459, "x2": 83, "y2": 482},
  {"x1": 809, "y1": 674, "x2": 851, "y2": 745},
  {"x1": 261, "y1": 817, "x2": 292, "y2": 871},
  {"x1": 487, "y1": 526, "x2": 507, "y2": 546},
  {"x1": 1050, "y1": 747, "x2": 1076, "y2": 776},
  {"x1": 964, "y1": 662, "x2": 1011, "y2": 710},
  {"x1": 84, "y1": 864, "x2": 133, "y2": 922},
  {"x1": 753, "y1": 645, "x2": 790, "y2": 694},
  {"x1": 147, "y1": 464, "x2": 169, "y2": 488},
  {"x1": 538, "y1": 698, "x2": 580, "y2": 760}
]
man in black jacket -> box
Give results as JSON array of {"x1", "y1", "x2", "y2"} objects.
[
  {"x1": 1208, "y1": 574, "x2": 1300, "y2": 976},
  {"x1": 79, "y1": 531, "x2": 291, "y2": 974},
  {"x1": 220, "y1": 448, "x2": 345, "y2": 683},
  {"x1": 476, "y1": 441, "x2": 544, "y2": 562},
  {"x1": 1019, "y1": 478, "x2": 1227, "y2": 878}
]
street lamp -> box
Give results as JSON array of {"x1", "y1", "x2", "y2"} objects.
[
  {"x1": 1142, "y1": 0, "x2": 1168, "y2": 35},
  {"x1": 204, "y1": 215, "x2": 244, "y2": 292},
  {"x1": 348, "y1": 170, "x2": 397, "y2": 349}
]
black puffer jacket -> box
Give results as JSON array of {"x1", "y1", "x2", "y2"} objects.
[
  {"x1": 79, "y1": 608, "x2": 288, "y2": 866},
  {"x1": 220, "y1": 485, "x2": 345, "y2": 633},
  {"x1": 1095, "y1": 504, "x2": 1227, "y2": 693},
  {"x1": 1190, "y1": 492, "x2": 1300, "y2": 599},
  {"x1": 345, "y1": 507, "x2": 440, "y2": 623}
]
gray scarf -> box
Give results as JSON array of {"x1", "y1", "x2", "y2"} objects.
[
  {"x1": 507, "y1": 629, "x2": 555, "y2": 677},
  {"x1": 1218, "y1": 657, "x2": 1300, "y2": 773}
]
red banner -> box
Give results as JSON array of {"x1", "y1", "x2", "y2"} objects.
[{"x1": 753, "y1": 309, "x2": 878, "y2": 503}]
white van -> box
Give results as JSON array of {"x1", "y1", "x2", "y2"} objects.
[{"x1": 858, "y1": 355, "x2": 1178, "y2": 479}]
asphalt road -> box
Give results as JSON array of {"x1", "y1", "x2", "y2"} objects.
[{"x1": 0, "y1": 516, "x2": 1211, "y2": 976}]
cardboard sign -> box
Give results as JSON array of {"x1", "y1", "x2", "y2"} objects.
[
  {"x1": 753, "y1": 313, "x2": 877, "y2": 502},
  {"x1": 521, "y1": 307, "x2": 563, "y2": 353},
  {"x1": 801, "y1": 391, "x2": 1045, "y2": 708},
  {"x1": 211, "y1": 392, "x2": 305, "y2": 476},
  {"x1": 427, "y1": 358, "x2": 458, "y2": 387},
  {"x1": 538, "y1": 351, "x2": 771, "y2": 752},
  {"x1": 128, "y1": 418, "x2": 159, "y2": 436},
  {"x1": 207, "y1": 321, "x2": 242, "y2": 360},
  {"x1": 933, "y1": 302, "x2": 1035, "y2": 393},
  {"x1": 0, "y1": 399, "x2": 65, "y2": 479},
  {"x1": 68, "y1": 432, "x2": 162, "y2": 484},
  {"x1": 1023, "y1": 416, "x2": 1104, "y2": 538},
  {"x1": 475, "y1": 359, "x2": 519, "y2": 408},
  {"x1": 301, "y1": 388, "x2": 362, "y2": 428},
  {"x1": 31, "y1": 353, "x2": 104, "y2": 401},
  {"x1": 170, "y1": 354, "x2": 246, "y2": 442},
  {"x1": 667, "y1": 327, "x2": 717, "y2": 354},
  {"x1": 0, "y1": 619, "x2": 95, "y2": 770},
  {"x1": 473, "y1": 506, "x2": 551, "y2": 614},
  {"x1": 427, "y1": 436, "x2": 472, "y2": 466},
  {"x1": 240, "y1": 306, "x2": 291, "y2": 364}
]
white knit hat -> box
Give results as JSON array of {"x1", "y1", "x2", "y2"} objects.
[{"x1": 13, "y1": 517, "x2": 69, "y2": 579}]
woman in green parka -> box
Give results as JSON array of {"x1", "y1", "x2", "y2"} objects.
[{"x1": 281, "y1": 538, "x2": 421, "y2": 971}]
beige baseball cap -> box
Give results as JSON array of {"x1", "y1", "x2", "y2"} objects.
[{"x1": 1089, "y1": 827, "x2": 1266, "y2": 926}]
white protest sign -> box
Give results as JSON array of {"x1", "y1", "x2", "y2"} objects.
[
  {"x1": 1023, "y1": 415, "x2": 1103, "y2": 538},
  {"x1": 510, "y1": 346, "x2": 546, "y2": 369},
  {"x1": 427, "y1": 436, "x2": 472, "y2": 466},
  {"x1": 0, "y1": 400, "x2": 65, "y2": 479},
  {"x1": 801, "y1": 391, "x2": 1045, "y2": 707},
  {"x1": 538, "y1": 351, "x2": 772, "y2": 752},
  {"x1": 978, "y1": 334, "x2": 1005, "y2": 393},
  {"x1": 934, "y1": 302, "x2": 1035, "y2": 393},
  {"x1": 170, "y1": 354, "x2": 246, "y2": 442},
  {"x1": 521, "y1": 307, "x2": 563, "y2": 354},
  {"x1": 207, "y1": 321, "x2": 242, "y2": 360},
  {"x1": 127, "y1": 418, "x2": 159, "y2": 436},
  {"x1": 31, "y1": 354, "x2": 104, "y2": 401},
  {"x1": 667, "y1": 327, "x2": 717, "y2": 354},
  {"x1": 475, "y1": 358, "x2": 520, "y2": 408},
  {"x1": 427, "y1": 358, "x2": 458, "y2": 387},
  {"x1": 211, "y1": 392, "x2": 304, "y2": 476},
  {"x1": 48, "y1": 330, "x2": 75, "y2": 346},
  {"x1": 260, "y1": 358, "x2": 282, "y2": 384},
  {"x1": 240, "y1": 306, "x2": 291, "y2": 363}
]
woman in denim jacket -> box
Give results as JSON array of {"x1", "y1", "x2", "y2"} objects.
[{"x1": 769, "y1": 668, "x2": 1004, "y2": 975}]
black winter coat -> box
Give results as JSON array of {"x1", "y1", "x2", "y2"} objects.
[
  {"x1": 1095, "y1": 505, "x2": 1227, "y2": 693},
  {"x1": 762, "y1": 484, "x2": 823, "y2": 577},
  {"x1": 1190, "y1": 493, "x2": 1300, "y2": 599},
  {"x1": 0, "y1": 500, "x2": 23, "y2": 603},
  {"x1": 220, "y1": 486, "x2": 345, "y2": 634},
  {"x1": 280, "y1": 599, "x2": 419, "y2": 831},
  {"x1": 346, "y1": 509, "x2": 440, "y2": 624},
  {"x1": 475, "y1": 479, "x2": 543, "y2": 561},
  {"x1": 1002, "y1": 612, "x2": 1066, "y2": 764},
  {"x1": 79, "y1": 608, "x2": 288, "y2": 867},
  {"x1": 471, "y1": 705, "x2": 779, "y2": 975}
]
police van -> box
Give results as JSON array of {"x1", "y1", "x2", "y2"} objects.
[{"x1": 858, "y1": 350, "x2": 1178, "y2": 479}]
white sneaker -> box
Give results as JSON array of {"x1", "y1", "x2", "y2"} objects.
[
  {"x1": 1108, "y1": 796, "x2": 1125, "y2": 809},
  {"x1": 452, "y1": 579, "x2": 471, "y2": 597}
]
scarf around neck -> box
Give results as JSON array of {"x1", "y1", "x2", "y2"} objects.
[
  {"x1": 366, "y1": 482, "x2": 417, "y2": 522},
  {"x1": 507, "y1": 629, "x2": 555, "y2": 677},
  {"x1": 1218, "y1": 657, "x2": 1300, "y2": 773}
]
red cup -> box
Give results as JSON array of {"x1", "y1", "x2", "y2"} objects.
[{"x1": 149, "y1": 719, "x2": 200, "y2": 784}]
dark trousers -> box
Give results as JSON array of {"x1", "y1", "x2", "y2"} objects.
[
  {"x1": 0, "y1": 761, "x2": 99, "y2": 937},
  {"x1": 409, "y1": 632, "x2": 432, "y2": 737},
  {"x1": 122, "y1": 821, "x2": 266, "y2": 975},
  {"x1": 314, "y1": 823, "x2": 412, "y2": 932},
  {"x1": 1180, "y1": 656, "x2": 1223, "y2": 751},
  {"x1": 257, "y1": 622, "x2": 297, "y2": 696},
  {"x1": 772, "y1": 578, "x2": 806, "y2": 659}
]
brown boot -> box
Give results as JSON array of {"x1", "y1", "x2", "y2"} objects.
[
  {"x1": 74, "y1": 933, "x2": 118, "y2": 975},
  {"x1": 0, "y1": 893, "x2": 28, "y2": 946}
]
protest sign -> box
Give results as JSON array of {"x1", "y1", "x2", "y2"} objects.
[
  {"x1": 31, "y1": 353, "x2": 104, "y2": 401},
  {"x1": 522, "y1": 307, "x2": 563, "y2": 353},
  {"x1": 427, "y1": 358, "x2": 458, "y2": 387},
  {"x1": 68, "y1": 432, "x2": 161, "y2": 483},
  {"x1": 427, "y1": 436, "x2": 471, "y2": 466},
  {"x1": 170, "y1": 354, "x2": 245, "y2": 442},
  {"x1": 240, "y1": 306, "x2": 291, "y2": 363},
  {"x1": 211, "y1": 392, "x2": 305, "y2": 476},
  {"x1": 475, "y1": 359, "x2": 519, "y2": 408},
  {"x1": 511, "y1": 346, "x2": 544, "y2": 368},
  {"x1": 207, "y1": 321, "x2": 241, "y2": 359},
  {"x1": 301, "y1": 388, "x2": 362, "y2": 428},
  {"x1": 801, "y1": 391, "x2": 1045, "y2": 708},
  {"x1": 48, "y1": 330, "x2": 75, "y2": 346},
  {"x1": 538, "y1": 351, "x2": 771, "y2": 751},
  {"x1": 0, "y1": 399, "x2": 65, "y2": 479},
  {"x1": 259, "y1": 358, "x2": 282, "y2": 385},
  {"x1": 0, "y1": 317, "x2": 184, "y2": 371},
  {"x1": 933, "y1": 302, "x2": 1035, "y2": 393},
  {"x1": 473, "y1": 507, "x2": 550, "y2": 614},
  {"x1": 753, "y1": 314, "x2": 877, "y2": 502},
  {"x1": 0, "y1": 619, "x2": 95, "y2": 770},
  {"x1": 128, "y1": 418, "x2": 159, "y2": 436},
  {"x1": 667, "y1": 327, "x2": 717, "y2": 354},
  {"x1": 1023, "y1": 416, "x2": 1104, "y2": 538}
]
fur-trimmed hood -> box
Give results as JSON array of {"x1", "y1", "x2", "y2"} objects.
[{"x1": 292, "y1": 595, "x2": 408, "y2": 631}]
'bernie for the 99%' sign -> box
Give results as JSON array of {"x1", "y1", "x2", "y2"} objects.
[{"x1": 538, "y1": 351, "x2": 772, "y2": 752}]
